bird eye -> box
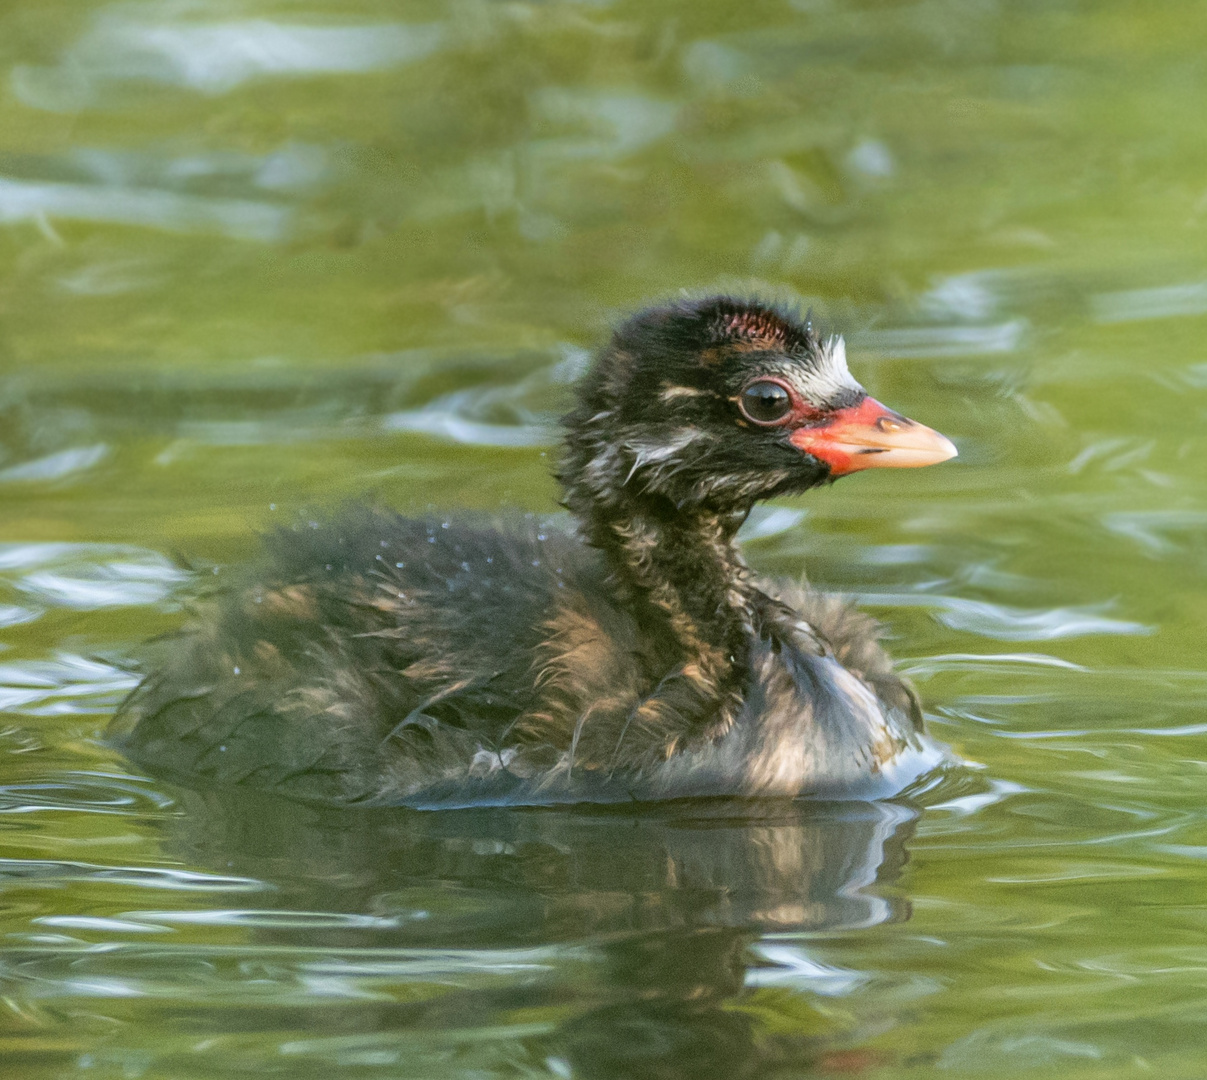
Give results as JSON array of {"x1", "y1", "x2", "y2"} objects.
[{"x1": 739, "y1": 380, "x2": 793, "y2": 424}]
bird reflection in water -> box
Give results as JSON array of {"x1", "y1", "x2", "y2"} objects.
[{"x1": 162, "y1": 789, "x2": 916, "y2": 1079}]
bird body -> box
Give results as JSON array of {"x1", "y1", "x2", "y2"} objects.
[{"x1": 115, "y1": 296, "x2": 956, "y2": 807}]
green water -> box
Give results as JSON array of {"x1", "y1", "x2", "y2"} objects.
[{"x1": 2, "y1": 0, "x2": 1207, "y2": 1075}]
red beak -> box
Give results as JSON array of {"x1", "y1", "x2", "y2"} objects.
[{"x1": 788, "y1": 397, "x2": 957, "y2": 477}]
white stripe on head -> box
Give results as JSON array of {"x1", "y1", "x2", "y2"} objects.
[
  {"x1": 659, "y1": 385, "x2": 709, "y2": 402},
  {"x1": 796, "y1": 335, "x2": 862, "y2": 405}
]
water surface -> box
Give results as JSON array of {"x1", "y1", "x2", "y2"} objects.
[{"x1": 2, "y1": 1, "x2": 1207, "y2": 1076}]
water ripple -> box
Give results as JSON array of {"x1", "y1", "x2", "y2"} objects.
[
  {"x1": 934, "y1": 600, "x2": 1150, "y2": 641},
  {"x1": 0, "y1": 772, "x2": 171, "y2": 814},
  {"x1": 33, "y1": 916, "x2": 171, "y2": 934},
  {"x1": 851, "y1": 319, "x2": 1028, "y2": 358},
  {"x1": 931, "y1": 779, "x2": 1029, "y2": 816},
  {"x1": 17, "y1": 570, "x2": 179, "y2": 611},
  {"x1": 0, "y1": 655, "x2": 137, "y2": 715},
  {"x1": 1101, "y1": 510, "x2": 1207, "y2": 556},
  {"x1": 0, "y1": 444, "x2": 109, "y2": 484},
  {"x1": 301, "y1": 948, "x2": 580, "y2": 978},
  {"x1": 906, "y1": 655, "x2": 1079, "y2": 679},
  {"x1": 738, "y1": 506, "x2": 807, "y2": 541},
  {"x1": 14, "y1": 15, "x2": 447, "y2": 107},
  {"x1": 382, "y1": 410, "x2": 552, "y2": 447},
  {"x1": 381, "y1": 349, "x2": 586, "y2": 447},
  {"x1": 530, "y1": 89, "x2": 679, "y2": 159},
  {"x1": 0, "y1": 176, "x2": 292, "y2": 242},
  {"x1": 0, "y1": 543, "x2": 186, "y2": 614},
  {"x1": 0, "y1": 859, "x2": 266, "y2": 892},
  {"x1": 1091, "y1": 280, "x2": 1207, "y2": 323},
  {"x1": 131, "y1": 909, "x2": 410, "y2": 930},
  {"x1": 862, "y1": 593, "x2": 1150, "y2": 641},
  {"x1": 745, "y1": 944, "x2": 870, "y2": 995}
]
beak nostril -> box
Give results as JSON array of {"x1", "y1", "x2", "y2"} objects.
[{"x1": 876, "y1": 417, "x2": 904, "y2": 433}]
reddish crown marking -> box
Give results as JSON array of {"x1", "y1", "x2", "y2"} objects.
[{"x1": 715, "y1": 310, "x2": 793, "y2": 349}]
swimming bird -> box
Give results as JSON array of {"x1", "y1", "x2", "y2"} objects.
[{"x1": 114, "y1": 296, "x2": 957, "y2": 807}]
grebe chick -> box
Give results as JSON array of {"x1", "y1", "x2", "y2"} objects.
[{"x1": 115, "y1": 296, "x2": 957, "y2": 807}]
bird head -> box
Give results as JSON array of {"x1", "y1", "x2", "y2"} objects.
[{"x1": 562, "y1": 295, "x2": 956, "y2": 515}]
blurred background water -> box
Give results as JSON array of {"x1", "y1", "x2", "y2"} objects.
[{"x1": 1, "y1": 0, "x2": 1206, "y2": 1076}]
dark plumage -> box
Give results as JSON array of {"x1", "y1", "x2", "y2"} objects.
[{"x1": 114, "y1": 296, "x2": 957, "y2": 807}]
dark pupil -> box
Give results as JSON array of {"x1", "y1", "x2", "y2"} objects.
[{"x1": 741, "y1": 382, "x2": 791, "y2": 423}]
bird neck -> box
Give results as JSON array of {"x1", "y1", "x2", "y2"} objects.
[{"x1": 579, "y1": 492, "x2": 762, "y2": 675}]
